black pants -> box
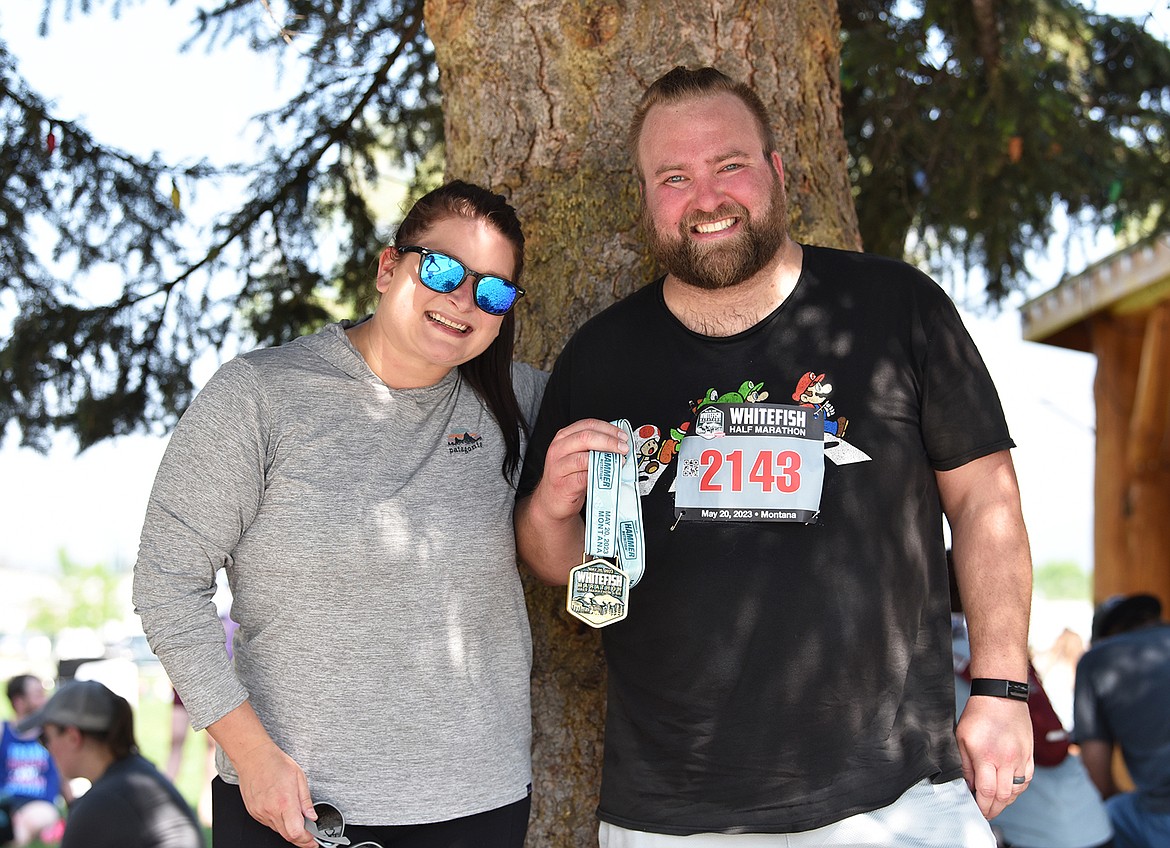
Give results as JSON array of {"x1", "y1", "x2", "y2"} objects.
[{"x1": 211, "y1": 777, "x2": 530, "y2": 848}]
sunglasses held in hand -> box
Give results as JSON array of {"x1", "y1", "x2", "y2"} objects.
[
  {"x1": 305, "y1": 801, "x2": 383, "y2": 848},
  {"x1": 399, "y1": 245, "x2": 525, "y2": 316}
]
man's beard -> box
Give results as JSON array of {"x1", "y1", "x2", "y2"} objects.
[{"x1": 643, "y1": 178, "x2": 788, "y2": 291}]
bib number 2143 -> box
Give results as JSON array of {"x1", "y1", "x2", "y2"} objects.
[{"x1": 674, "y1": 403, "x2": 824, "y2": 524}]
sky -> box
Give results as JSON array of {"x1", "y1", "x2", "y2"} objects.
[
  {"x1": 0, "y1": 1, "x2": 1163, "y2": 579},
  {"x1": 1, "y1": 0, "x2": 299, "y2": 575}
]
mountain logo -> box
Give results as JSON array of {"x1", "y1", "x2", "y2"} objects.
[{"x1": 447, "y1": 431, "x2": 483, "y2": 454}]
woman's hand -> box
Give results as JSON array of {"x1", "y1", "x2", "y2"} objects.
[
  {"x1": 234, "y1": 738, "x2": 318, "y2": 846},
  {"x1": 206, "y1": 701, "x2": 318, "y2": 847}
]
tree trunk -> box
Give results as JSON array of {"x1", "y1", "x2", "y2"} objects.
[{"x1": 425, "y1": 3, "x2": 859, "y2": 844}]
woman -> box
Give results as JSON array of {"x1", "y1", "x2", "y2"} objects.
[
  {"x1": 18, "y1": 679, "x2": 202, "y2": 848},
  {"x1": 133, "y1": 181, "x2": 545, "y2": 848}
]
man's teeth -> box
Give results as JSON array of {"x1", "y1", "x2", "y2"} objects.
[
  {"x1": 694, "y1": 217, "x2": 736, "y2": 234},
  {"x1": 428, "y1": 312, "x2": 469, "y2": 332}
]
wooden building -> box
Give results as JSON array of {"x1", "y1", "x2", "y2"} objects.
[{"x1": 1021, "y1": 233, "x2": 1170, "y2": 611}]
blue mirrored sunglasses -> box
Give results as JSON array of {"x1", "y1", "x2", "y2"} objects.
[{"x1": 398, "y1": 245, "x2": 524, "y2": 316}]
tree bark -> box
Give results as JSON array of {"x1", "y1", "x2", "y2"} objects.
[{"x1": 425, "y1": 3, "x2": 859, "y2": 844}]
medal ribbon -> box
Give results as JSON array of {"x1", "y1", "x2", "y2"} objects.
[{"x1": 585, "y1": 419, "x2": 645, "y2": 586}]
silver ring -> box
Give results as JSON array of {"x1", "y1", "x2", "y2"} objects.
[{"x1": 1012, "y1": 776, "x2": 1027, "y2": 785}]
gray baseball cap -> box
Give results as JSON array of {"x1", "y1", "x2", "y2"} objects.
[{"x1": 15, "y1": 679, "x2": 119, "y2": 734}]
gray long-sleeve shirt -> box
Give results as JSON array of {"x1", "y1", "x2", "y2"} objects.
[{"x1": 133, "y1": 321, "x2": 546, "y2": 824}]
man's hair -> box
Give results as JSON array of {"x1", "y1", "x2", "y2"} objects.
[
  {"x1": 1092, "y1": 593, "x2": 1163, "y2": 641},
  {"x1": 5, "y1": 674, "x2": 35, "y2": 707},
  {"x1": 626, "y1": 66, "x2": 777, "y2": 183}
]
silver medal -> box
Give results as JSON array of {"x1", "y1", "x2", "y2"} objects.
[{"x1": 566, "y1": 557, "x2": 630, "y2": 628}]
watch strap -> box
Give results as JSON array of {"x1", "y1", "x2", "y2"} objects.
[{"x1": 969, "y1": 677, "x2": 1030, "y2": 701}]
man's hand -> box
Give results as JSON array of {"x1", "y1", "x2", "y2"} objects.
[
  {"x1": 956, "y1": 695, "x2": 1033, "y2": 819},
  {"x1": 516, "y1": 418, "x2": 629, "y2": 584},
  {"x1": 535, "y1": 419, "x2": 629, "y2": 521}
]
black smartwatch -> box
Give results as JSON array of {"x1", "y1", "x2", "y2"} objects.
[{"x1": 969, "y1": 677, "x2": 1030, "y2": 701}]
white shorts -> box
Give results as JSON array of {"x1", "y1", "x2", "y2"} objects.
[{"x1": 598, "y1": 778, "x2": 996, "y2": 848}]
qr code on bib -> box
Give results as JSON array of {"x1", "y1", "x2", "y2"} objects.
[{"x1": 680, "y1": 458, "x2": 700, "y2": 478}]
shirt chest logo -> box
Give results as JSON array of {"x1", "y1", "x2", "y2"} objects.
[{"x1": 447, "y1": 431, "x2": 483, "y2": 454}]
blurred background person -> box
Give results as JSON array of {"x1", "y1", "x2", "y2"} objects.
[
  {"x1": 16, "y1": 679, "x2": 201, "y2": 848},
  {"x1": 1032, "y1": 627, "x2": 1086, "y2": 730},
  {"x1": 1074, "y1": 594, "x2": 1170, "y2": 848},
  {"x1": 164, "y1": 686, "x2": 214, "y2": 828},
  {"x1": 1, "y1": 675, "x2": 68, "y2": 845}
]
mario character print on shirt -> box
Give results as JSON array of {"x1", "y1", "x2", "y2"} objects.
[
  {"x1": 791, "y1": 372, "x2": 846, "y2": 437},
  {"x1": 632, "y1": 421, "x2": 686, "y2": 495},
  {"x1": 692, "y1": 380, "x2": 771, "y2": 412},
  {"x1": 789, "y1": 370, "x2": 871, "y2": 466},
  {"x1": 790, "y1": 369, "x2": 875, "y2": 465},
  {"x1": 633, "y1": 374, "x2": 871, "y2": 500}
]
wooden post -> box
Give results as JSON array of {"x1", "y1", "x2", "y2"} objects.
[
  {"x1": 1090, "y1": 306, "x2": 1170, "y2": 610},
  {"x1": 1124, "y1": 302, "x2": 1170, "y2": 606},
  {"x1": 1090, "y1": 313, "x2": 1143, "y2": 600}
]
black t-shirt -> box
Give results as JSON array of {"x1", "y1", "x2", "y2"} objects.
[
  {"x1": 519, "y1": 245, "x2": 1014, "y2": 834},
  {"x1": 61, "y1": 754, "x2": 201, "y2": 848}
]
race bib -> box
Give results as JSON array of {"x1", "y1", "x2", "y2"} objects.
[{"x1": 674, "y1": 403, "x2": 824, "y2": 523}]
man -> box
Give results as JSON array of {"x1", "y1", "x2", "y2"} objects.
[
  {"x1": 16, "y1": 679, "x2": 202, "y2": 848},
  {"x1": 1073, "y1": 593, "x2": 1170, "y2": 848},
  {"x1": 1, "y1": 675, "x2": 67, "y2": 845},
  {"x1": 516, "y1": 66, "x2": 1033, "y2": 846}
]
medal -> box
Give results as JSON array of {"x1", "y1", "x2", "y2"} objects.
[
  {"x1": 567, "y1": 556, "x2": 630, "y2": 627},
  {"x1": 566, "y1": 419, "x2": 644, "y2": 628}
]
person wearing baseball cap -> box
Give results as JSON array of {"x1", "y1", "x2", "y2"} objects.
[{"x1": 16, "y1": 680, "x2": 201, "y2": 848}]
